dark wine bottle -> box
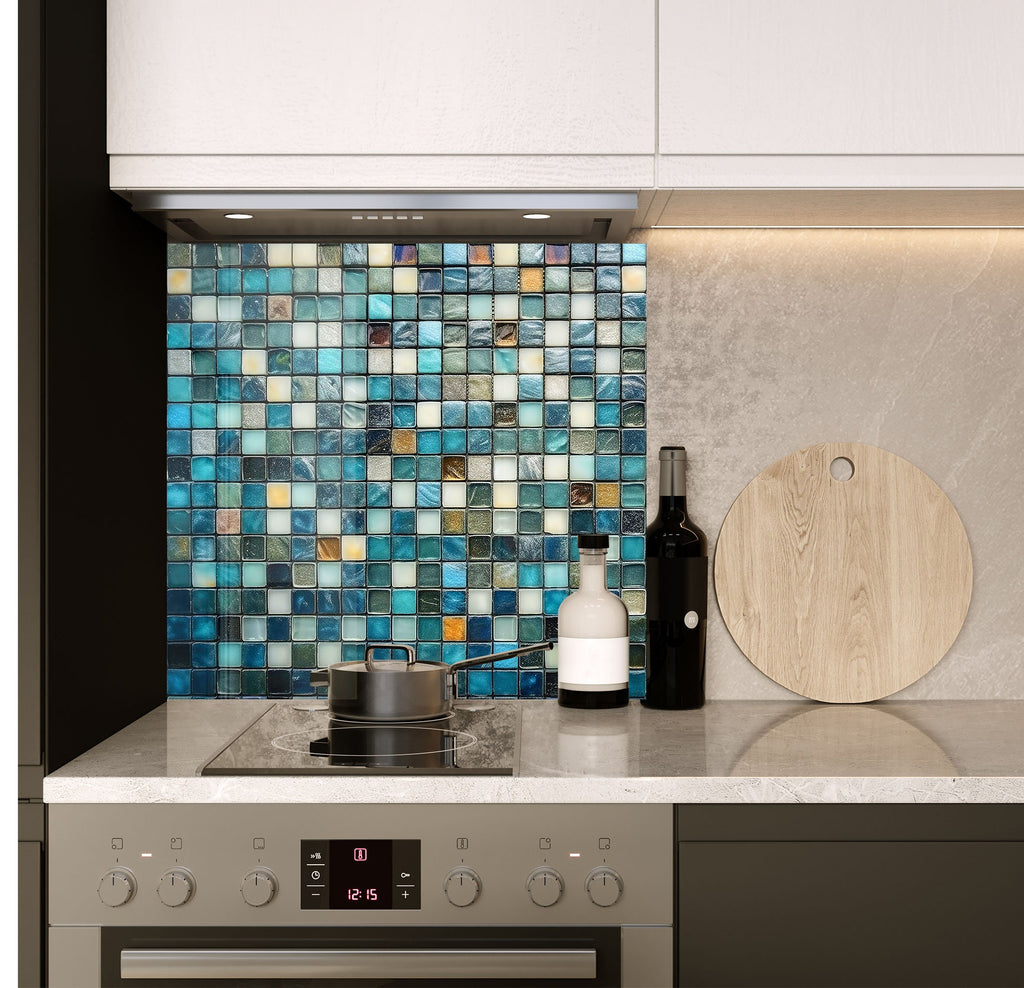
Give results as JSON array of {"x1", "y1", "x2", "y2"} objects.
[{"x1": 642, "y1": 447, "x2": 708, "y2": 710}]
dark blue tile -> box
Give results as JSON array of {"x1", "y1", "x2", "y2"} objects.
[{"x1": 167, "y1": 669, "x2": 191, "y2": 695}]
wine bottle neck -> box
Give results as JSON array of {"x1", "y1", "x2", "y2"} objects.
[
  {"x1": 659, "y1": 456, "x2": 687, "y2": 499},
  {"x1": 579, "y1": 550, "x2": 608, "y2": 591}
]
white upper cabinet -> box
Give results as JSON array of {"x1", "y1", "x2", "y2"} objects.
[
  {"x1": 658, "y1": 0, "x2": 1024, "y2": 187},
  {"x1": 108, "y1": 0, "x2": 656, "y2": 189},
  {"x1": 109, "y1": 0, "x2": 1024, "y2": 195}
]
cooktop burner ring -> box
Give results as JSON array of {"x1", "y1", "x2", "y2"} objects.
[
  {"x1": 328, "y1": 711, "x2": 456, "y2": 726},
  {"x1": 270, "y1": 724, "x2": 479, "y2": 760}
]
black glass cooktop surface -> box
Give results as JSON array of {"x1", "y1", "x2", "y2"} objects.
[{"x1": 201, "y1": 702, "x2": 519, "y2": 776}]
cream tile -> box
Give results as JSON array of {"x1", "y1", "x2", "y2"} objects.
[
  {"x1": 368, "y1": 243, "x2": 393, "y2": 266},
  {"x1": 267, "y1": 243, "x2": 292, "y2": 267},
  {"x1": 393, "y1": 267, "x2": 418, "y2": 293},
  {"x1": 621, "y1": 265, "x2": 647, "y2": 292},
  {"x1": 292, "y1": 243, "x2": 317, "y2": 266}
]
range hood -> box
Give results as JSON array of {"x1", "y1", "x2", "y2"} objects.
[{"x1": 121, "y1": 191, "x2": 639, "y2": 242}]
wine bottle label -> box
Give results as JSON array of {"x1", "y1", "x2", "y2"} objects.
[
  {"x1": 646, "y1": 557, "x2": 708, "y2": 622},
  {"x1": 557, "y1": 636, "x2": 629, "y2": 690}
]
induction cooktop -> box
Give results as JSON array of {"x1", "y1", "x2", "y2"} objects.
[{"x1": 201, "y1": 701, "x2": 519, "y2": 776}]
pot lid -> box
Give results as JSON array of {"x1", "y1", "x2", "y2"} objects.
[{"x1": 330, "y1": 659, "x2": 442, "y2": 674}]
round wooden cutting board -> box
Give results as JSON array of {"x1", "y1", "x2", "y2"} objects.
[{"x1": 714, "y1": 442, "x2": 972, "y2": 703}]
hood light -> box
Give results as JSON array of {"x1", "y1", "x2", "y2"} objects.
[
  {"x1": 224, "y1": 212, "x2": 253, "y2": 220},
  {"x1": 523, "y1": 212, "x2": 551, "y2": 220}
]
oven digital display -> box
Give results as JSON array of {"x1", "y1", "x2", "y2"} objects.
[{"x1": 300, "y1": 839, "x2": 420, "y2": 909}]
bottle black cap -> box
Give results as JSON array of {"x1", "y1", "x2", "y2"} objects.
[{"x1": 577, "y1": 533, "x2": 609, "y2": 549}]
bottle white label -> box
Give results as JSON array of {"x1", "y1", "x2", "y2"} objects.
[{"x1": 557, "y1": 637, "x2": 629, "y2": 691}]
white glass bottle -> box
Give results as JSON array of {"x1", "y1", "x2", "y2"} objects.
[{"x1": 557, "y1": 534, "x2": 630, "y2": 708}]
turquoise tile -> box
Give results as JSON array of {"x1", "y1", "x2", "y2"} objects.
[
  {"x1": 343, "y1": 294, "x2": 367, "y2": 319},
  {"x1": 293, "y1": 267, "x2": 317, "y2": 292},
  {"x1": 343, "y1": 268, "x2": 367, "y2": 293},
  {"x1": 443, "y1": 243, "x2": 468, "y2": 265},
  {"x1": 367, "y1": 294, "x2": 392, "y2": 319}
]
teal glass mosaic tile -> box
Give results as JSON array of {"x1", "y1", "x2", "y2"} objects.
[{"x1": 167, "y1": 242, "x2": 647, "y2": 699}]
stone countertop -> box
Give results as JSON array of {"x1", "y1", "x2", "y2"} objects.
[{"x1": 43, "y1": 699, "x2": 1024, "y2": 804}]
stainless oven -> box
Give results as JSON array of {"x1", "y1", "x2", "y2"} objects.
[{"x1": 48, "y1": 803, "x2": 673, "y2": 987}]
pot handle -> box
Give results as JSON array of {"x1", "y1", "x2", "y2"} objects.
[
  {"x1": 310, "y1": 670, "x2": 329, "y2": 688},
  {"x1": 447, "y1": 641, "x2": 554, "y2": 676},
  {"x1": 365, "y1": 643, "x2": 416, "y2": 671}
]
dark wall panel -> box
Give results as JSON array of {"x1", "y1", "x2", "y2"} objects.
[{"x1": 44, "y1": 0, "x2": 167, "y2": 770}]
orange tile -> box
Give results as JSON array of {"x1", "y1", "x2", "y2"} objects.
[
  {"x1": 392, "y1": 429, "x2": 417, "y2": 454},
  {"x1": 317, "y1": 537, "x2": 341, "y2": 561},
  {"x1": 519, "y1": 267, "x2": 543, "y2": 292},
  {"x1": 595, "y1": 483, "x2": 620, "y2": 507},
  {"x1": 443, "y1": 617, "x2": 466, "y2": 641},
  {"x1": 468, "y1": 244, "x2": 493, "y2": 265}
]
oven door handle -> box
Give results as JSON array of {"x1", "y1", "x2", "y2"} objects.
[{"x1": 121, "y1": 947, "x2": 598, "y2": 980}]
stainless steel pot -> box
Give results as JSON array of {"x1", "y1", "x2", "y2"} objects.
[{"x1": 309, "y1": 642, "x2": 554, "y2": 722}]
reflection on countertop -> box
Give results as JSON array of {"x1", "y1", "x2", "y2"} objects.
[
  {"x1": 44, "y1": 699, "x2": 1024, "y2": 805},
  {"x1": 520, "y1": 699, "x2": 1024, "y2": 779}
]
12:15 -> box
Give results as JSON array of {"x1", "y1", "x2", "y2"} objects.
[{"x1": 347, "y1": 888, "x2": 379, "y2": 901}]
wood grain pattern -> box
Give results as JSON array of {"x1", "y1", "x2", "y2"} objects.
[{"x1": 714, "y1": 443, "x2": 972, "y2": 703}]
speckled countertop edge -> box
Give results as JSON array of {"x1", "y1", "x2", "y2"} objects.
[
  {"x1": 42, "y1": 774, "x2": 1024, "y2": 804},
  {"x1": 43, "y1": 699, "x2": 1024, "y2": 804}
]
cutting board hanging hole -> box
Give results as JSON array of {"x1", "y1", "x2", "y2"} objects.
[{"x1": 830, "y1": 456, "x2": 854, "y2": 482}]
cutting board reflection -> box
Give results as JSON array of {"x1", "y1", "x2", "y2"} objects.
[
  {"x1": 729, "y1": 705, "x2": 957, "y2": 777},
  {"x1": 714, "y1": 442, "x2": 972, "y2": 703}
]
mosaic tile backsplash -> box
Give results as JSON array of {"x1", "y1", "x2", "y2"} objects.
[{"x1": 166, "y1": 242, "x2": 647, "y2": 699}]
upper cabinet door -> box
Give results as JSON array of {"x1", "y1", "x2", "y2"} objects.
[
  {"x1": 108, "y1": 0, "x2": 656, "y2": 157},
  {"x1": 659, "y1": 0, "x2": 1024, "y2": 155}
]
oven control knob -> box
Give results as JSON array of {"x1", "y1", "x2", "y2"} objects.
[
  {"x1": 526, "y1": 867, "x2": 564, "y2": 907},
  {"x1": 444, "y1": 867, "x2": 481, "y2": 907},
  {"x1": 97, "y1": 868, "x2": 136, "y2": 907},
  {"x1": 585, "y1": 867, "x2": 623, "y2": 907},
  {"x1": 241, "y1": 868, "x2": 278, "y2": 907},
  {"x1": 157, "y1": 868, "x2": 196, "y2": 907}
]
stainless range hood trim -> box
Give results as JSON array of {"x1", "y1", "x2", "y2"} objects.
[
  {"x1": 127, "y1": 191, "x2": 640, "y2": 242},
  {"x1": 129, "y1": 191, "x2": 639, "y2": 212}
]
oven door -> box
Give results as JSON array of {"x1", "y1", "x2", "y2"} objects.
[{"x1": 100, "y1": 926, "x2": 623, "y2": 987}]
